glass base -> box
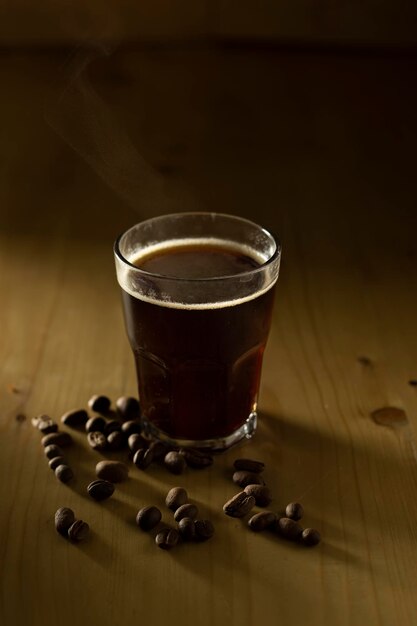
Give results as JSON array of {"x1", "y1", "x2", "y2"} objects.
[{"x1": 141, "y1": 412, "x2": 258, "y2": 452}]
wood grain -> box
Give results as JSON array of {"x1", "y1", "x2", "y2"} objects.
[{"x1": 1, "y1": 47, "x2": 417, "y2": 626}]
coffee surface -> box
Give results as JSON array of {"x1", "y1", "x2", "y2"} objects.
[{"x1": 132, "y1": 242, "x2": 261, "y2": 280}]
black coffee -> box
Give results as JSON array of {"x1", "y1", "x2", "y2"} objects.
[{"x1": 121, "y1": 241, "x2": 276, "y2": 441}]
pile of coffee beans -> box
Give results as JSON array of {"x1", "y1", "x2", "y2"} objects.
[
  {"x1": 33, "y1": 394, "x2": 322, "y2": 553},
  {"x1": 35, "y1": 395, "x2": 215, "y2": 488},
  {"x1": 32, "y1": 414, "x2": 74, "y2": 483},
  {"x1": 223, "y1": 458, "x2": 321, "y2": 547},
  {"x1": 55, "y1": 507, "x2": 89, "y2": 542},
  {"x1": 83, "y1": 395, "x2": 140, "y2": 453},
  {"x1": 135, "y1": 486, "x2": 215, "y2": 551}
]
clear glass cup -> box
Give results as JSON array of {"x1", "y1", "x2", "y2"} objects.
[{"x1": 114, "y1": 212, "x2": 281, "y2": 450}]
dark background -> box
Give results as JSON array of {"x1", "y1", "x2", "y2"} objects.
[{"x1": 1, "y1": 2, "x2": 416, "y2": 250}]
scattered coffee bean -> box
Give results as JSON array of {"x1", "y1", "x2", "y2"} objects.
[
  {"x1": 32, "y1": 414, "x2": 49, "y2": 428},
  {"x1": 42, "y1": 432, "x2": 73, "y2": 448},
  {"x1": 164, "y1": 451, "x2": 186, "y2": 475},
  {"x1": 285, "y1": 502, "x2": 304, "y2": 521},
  {"x1": 128, "y1": 433, "x2": 148, "y2": 453},
  {"x1": 36, "y1": 416, "x2": 58, "y2": 434},
  {"x1": 248, "y1": 511, "x2": 277, "y2": 532},
  {"x1": 88, "y1": 394, "x2": 111, "y2": 413},
  {"x1": 133, "y1": 447, "x2": 154, "y2": 470},
  {"x1": 174, "y1": 503, "x2": 198, "y2": 522},
  {"x1": 87, "y1": 431, "x2": 107, "y2": 451},
  {"x1": 165, "y1": 487, "x2": 188, "y2": 511},
  {"x1": 148, "y1": 440, "x2": 167, "y2": 460},
  {"x1": 61, "y1": 409, "x2": 88, "y2": 428},
  {"x1": 276, "y1": 517, "x2": 303, "y2": 541},
  {"x1": 178, "y1": 517, "x2": 196, "y2": 541},
  {"x1": 44, "y1": 444, "x2": 63, "y2": 460},
  {"x1": 121, "y1": 420, "x2": 142, "y2": 437},
  {"x1": 179, "y1": 448, "x2": 213, "y2": 469},
  {"x1": 107, "y1": 430, "x2": 124, "y2": 450},
  {"x1": 85, "y1": 416, "x2": 106, "y2": 433},
  {"x1": 104, "y1": 420, "x2": 121, "y2": 435},
  {"x1": 223, "y1": 492, "x2": 256, "y2": 518},
  {"x1": 68, "y1": 519, "x2": 90, "y2": 542},
  {"x1": 244, "y1": 484, "x2": 272, "y2": 507},
  {"x1": 301, "y1": 528, "x2": 321, "y2": 547},
  {"x1": 195, "y1": 519, "x2": 215, "y2": 541},
  {"x1": 136, "y1": 506, "x2": 162, "y2": 531},
  {"x1": 232, "y1": 470, "x2": 264, "y2": 488},
  {"x1": 49, "y1": 456, "x2": 65, "y2": 470},
  {"x1": 155, "y1": 527, "x2": 179, "y2": 550},
  {"x1": 55, "y1": 464, "x2": 74, "y2": 483},
  {"x1": 233, "y1": 458, "x2": 265, "y2": 473},
  {"x1": 116, "y1": 396, "x2": 140, "y2": 421},
  {"x1": 55, "y1": 507, "x2": 75, "y2": 536},
  {"x1": 96, "y1": 460, "x2": 129, "y2": 482},
  {"x1": 87, "y1": 479, "x2": 115, "y2": 501}
]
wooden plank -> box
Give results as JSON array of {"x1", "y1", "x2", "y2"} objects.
[{"x1": 1, "y1": 48, "x2": 417, "y2": 626}]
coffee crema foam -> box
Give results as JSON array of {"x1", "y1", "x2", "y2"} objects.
[{"x1": 118, "y1": 237, "x2": 278, "y2": 310}]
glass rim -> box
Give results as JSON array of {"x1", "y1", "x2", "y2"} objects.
[{"x1": 114, "y1": 212, "x2": 281, "y2": 284}]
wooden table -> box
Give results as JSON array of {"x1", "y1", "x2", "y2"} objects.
[{"x1": 1, "y1": 46, "x2": 417, "y2": 626}]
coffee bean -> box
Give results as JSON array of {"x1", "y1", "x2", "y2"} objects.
[
  {"x1": 164, "y1": 451, "x2": 186, "y2": 475},
  {"x1": 133, "y1": 447, "x2": 154, "y2": 470},
  {"x1": 49, "y1": 456, "x2": 65, "y2": 470},
  {"x1": 179, "y1": 448, "x2": 213, "y2": 469},
  {"x1": 68, "y1": 519, "x2": 90, "y2": 542},
  {"x1": 104, "y1": 420, "x2": 121, "y2": 435},
  {"x1": 178, "y1": 517, "x2": 196, "y2": 541},
  {"x1": 248, "y1": 511, "x2": 277, "y2": 531},
  {"x1": 155, "y1": 527, "x2": 179, "y2": 550},
  {"x1": 301, "y1": 528, "x2": 321, "y2": 547},
  {"x1": 244, "y1": 484, "x2": 272, "y2": 507},
  {"x1": 32, "y1": 414, "x2": 52, "y2": 429},
  {"x1": 165, "y1": 487, "x2": 188, "y2": 511},
  {"x1": 285, "y1": 502, "x2": 304, "y2": 521},
  {"x1": 195, "y1": 519, "x2": 215, "y2": 541},
  {"x1": 87, "y1": 431, "x2": 107, "y2": 451},
  {"x1": 44, "y1": 444, "x2": 63, "y2": 460},
  {"x1": 107, "y1": 430, "x2": 124, "y2": 450},
  {"x1": 136, "y1": 506, "x2": 162, "y2": 531},
  {"x1": 55, "y1": 464, "x2": 74, "y2": 483},
  {"x1": 233, "y1": 458, "x2": 265, "y2": 473},
  {"x1": 232, "y1": 470, "x2": 264, "y2": 488},
  {"x1": 55, "y1": 507, "x2": 75, "y2": 536},
  {"x1": 174, "y1": 503, "x2": 198, "y2": 522},
  {"x1": 35, "y1": 415, "x2": 58, "y2": 434},
  {"x1": 128, "y1": 433, "x2": 148, "y2": 453},
  {"x1": 96, "y1": 460, "x2": 129, "y2": 482},
  {"x1": 148, "y1": 440, "x2": 167, "y2": 460},
  {"x1": 85, "y1": 416, "x2": 106, "y2": 433},
  {"x1": 121, "y1": 420, "x2": 142, "y2": 437},
  {"x1": 116, "y1": 396, "x2": 140, "y2": 421},
  {"x1": 87, "y1": 479, "x2": 115, "y2": 501},
  {"x1": 276, "y1": 517, "x2": 303, "y2": 540},
  {"x1": 88, "y1": 395, "x2": 111, "y2": 413},
  {"x1": 42, "y1": 432, "x2": 73, "y2": 448},
  {"x1": 223, "y1": 492, "x2": 256, "y2": 518},
  {"x1": 61, "y1": 409, "x2": 88, "y2": 428}
]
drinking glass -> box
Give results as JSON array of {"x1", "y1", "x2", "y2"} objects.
[{"x1": 114, "y1": 212, "x2": 281, "y2": 450}]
